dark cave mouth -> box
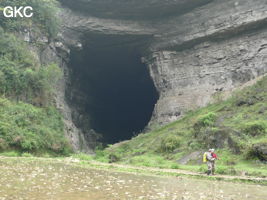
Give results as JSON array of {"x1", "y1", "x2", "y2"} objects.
[{"x1": 68, "y1": 35, "x2": 158, "y2": 144}]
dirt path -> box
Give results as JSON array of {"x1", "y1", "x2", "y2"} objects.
[
  {"x1": 1, "y1": 156, "x2": 266, "y2": 184},
  {"x1": 87, "y1": 160, "x2": 267, "y2": 183}
]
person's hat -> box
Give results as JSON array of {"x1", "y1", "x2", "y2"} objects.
[{"x1": 208, "y1": 148, "x2": 215, "y2": 152}]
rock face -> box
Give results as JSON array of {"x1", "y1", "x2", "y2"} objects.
[
  {"x1": 60, "y1": 0, "x2": 213, "y2": 19},
  {"x1": 150, "y1": 0, "x2": 267, "y2": 51},
  {"x1": 56, "y1": 0, "x2": 267, "y2": 149},
  {"x1": 147, "y1": 29, "x2": 267, "y2": 125},
  {"x1": 18, "y1": 28, "x2": 94, "y2": 153}
]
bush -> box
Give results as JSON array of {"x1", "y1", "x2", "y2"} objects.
[
  {"x1": 0, "y1": 98, "x2": 72, "y2": 154},
  {"x1": 160, "y1": 135, "x2": 181, "y2": 153},
  {"x1": 94, "y1": 148, "x2": 109, "y2": 162},
  {"x1": 170, "y1": 163, "x2": 180, "y2": 169},
  {"x1": 197, "y1": 112, "x2": 217, "y2": 127},
  {"x1": 20, "y1": 132, "x2": 40, "y2": 151},
  {"x1": 188, "y1": 141, "x2": 202, "y2": 150},
  {"x1": 242, "y1": 121, "x2": 267, "y2": 136},
  {"x1": 246, "y1": 142, "x2": 267, "y2": 161},
  {"x1": 108, "y1": 152, "x2": 121, "y2": 163},
  {"x1": 193, "y1": 112, "x2": 217, "y2": 138},
  {"x1": 0, "y1": 32, "x2": 62, "y2": 104}
]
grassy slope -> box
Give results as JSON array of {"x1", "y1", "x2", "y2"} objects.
[{"x1": 101, "y1": 76, "x2": 267, "y2": 177}]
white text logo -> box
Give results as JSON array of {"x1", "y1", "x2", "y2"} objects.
[{"x1": 3, "y1": 6, "x2": 33, "y2": 18}]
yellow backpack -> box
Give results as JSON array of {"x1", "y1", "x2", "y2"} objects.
[{"x1": 203, "y1": 152, "x2": 207, "y2": 163}]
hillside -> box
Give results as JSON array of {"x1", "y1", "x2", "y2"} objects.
[
  {"x1": 0, "y1": 0, "x2": 71, "y2": 155},
  {"x1": 102, "y1": 76, "x2": 267, "y2": 176}
]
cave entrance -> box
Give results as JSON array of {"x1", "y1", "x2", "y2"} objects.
[{"x1": 68, "y1": 35, "x2": 158, "y2": 144}]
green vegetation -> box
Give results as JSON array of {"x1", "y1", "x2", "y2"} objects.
[
  {"x1": 0, "y1": 98, "x2": 71, "y2": 155},
  {"x1": 99, "y1": 76, "x2": 267, "y2": 177},
  {"x1": 0, "y1": 0, "x2": 60, "y2": 38},
  {"x1": 21, "y1": 152, "x2": 34, "y2": 157},
  {"x1": 160, "y1": 135, "x2": 181, "y2": 153},
  {"x1": 0, "y1": 151, "x2": 20, "y2": 157},
  {"x1": 242, "y1": 120, "x2": 266, "y2": 137},
  {"x1": 0, "y1": 29, "x2": 62, "y2": 105},
  {"x1": 0, "y1": 28, "x2": 69, "y2": 155},
  {"x1": 72, "y1": 153, "x2": 94, "y2": 161},
  {"x1": 0, "y1": 0, "x2": 70, "y2": 155},
  {"x1": 195, "y1": 112, "x2": 217, "y2": 127}
]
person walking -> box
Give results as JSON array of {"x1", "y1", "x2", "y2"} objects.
[{"x1": 204, "y1": 149, "x2": 218, "y2": 175}]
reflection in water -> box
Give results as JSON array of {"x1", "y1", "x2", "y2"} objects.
[{"x1": 0, "y1": 159, "x2": 266, "y2": 200}]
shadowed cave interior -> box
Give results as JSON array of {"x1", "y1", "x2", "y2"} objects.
[{"x1": 67, "y1": 35, "x2": 159, "y2": 144}]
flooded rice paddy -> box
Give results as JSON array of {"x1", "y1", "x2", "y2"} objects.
[{"x1": 0, "y1": 158, "x2": 267, "y2": 200}]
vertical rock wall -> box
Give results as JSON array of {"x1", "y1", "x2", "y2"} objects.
[
  {"x1": 42, "y1": 44, "x2": 95, "y2": 153},
  {"x1": 25, "y1": 34, "x2": 94, "y2": 153},
  {"x1": 146, "y1": 30, "x2": 267, "y2": 125}
]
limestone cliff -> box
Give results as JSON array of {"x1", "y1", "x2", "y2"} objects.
[
  {"x1": 55, "y1": 0, "x2": 267, "y2": 149},
  {"x1": 19, "y1": 30, "x2": 93, "y2": 153}
]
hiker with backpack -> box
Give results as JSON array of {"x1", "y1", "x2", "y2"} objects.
[{"x1": 203, "y1": 149, "x2": 219, "y2": 175}]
